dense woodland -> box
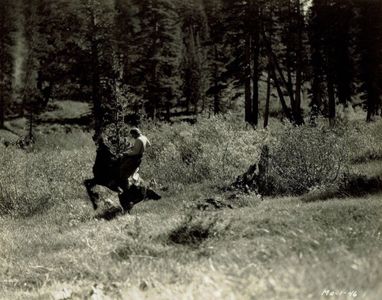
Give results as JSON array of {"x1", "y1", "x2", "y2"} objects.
[{"x1": 0, "y1": 0, "x2": 382, "y2": 140}]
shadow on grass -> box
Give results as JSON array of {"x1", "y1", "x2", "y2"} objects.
[
  {"x1": 351, "y1": 153, "x2": 382, "y2": 165},
  {"x1": 302, "y1": 173, "x2": 382, "y2": 202},
  {"x1": 168, "y1": 213, "x2": 228, "y2": 247},
  {"x1": 169, "y1": 221, "x2": 212, "y2": 246}
]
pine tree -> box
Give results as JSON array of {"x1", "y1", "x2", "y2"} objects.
[
  {"x1": 22, "y1": 0, "x2": 44, "y2": 140},
  {"x1": 262, "y1": 0, "x2": 295, "y2": 123},
  {"x1": 355, "y1": 0, "x2": 382, "y2": 121},
  {"x1": 77, "y1": 0, "x2": 115, "y2": 140},
  {"x1": 180, "y1": 0, "x2": 209, "y2": 116},
  {"x1": 203, "y1": 0, "x2": 229, "y2": 114},
  {"x1": 220, "y1": 0, "x2": 264, "y2": 126},
  {"x1": 263, "y1": 0, "x2": 308, "y2": 125},
  {"x1": 114, "y1": 0, "x2": 138, "y2": 83},
  {"x1": 0, "y1": 0, "x2": 15, "y2": 129},
  {"x1": 308, "y1": 0, "x2": 356, "y2": 125},
  {"x1": 333, "y1": 0, "x2": 355, "y2": 108},
  {"x1": 132, "y1": 0, "x2": 183, "y2": 121},
  {"x1": 17, "y1": 0, "x2": 78, "y2": 139},
  {"x1": 308, "y1": 0, "x2": 326, "y2": 120}
]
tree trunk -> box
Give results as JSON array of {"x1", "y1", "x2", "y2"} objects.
[
  {"x1": 28, "y1": 104, "x2": 33, "y2": 140},
  {"x1": 286, "y1": 0, "x2": 295, "y2": 115},
  {"x1": 251, "y1": 11, "x2": 260, "y2": 127},
  {"x1": 88, "y1": 7, "x2": 103, "y2": 141},
  {"x1": 262, "y1": 22, "x2": 293, "y2": 123},
  {"x1": 311, "y1": 68, "x2": 323, "y2": 120},
  {"x1": 264, "y1": 37, "x2": 295, "y2": 121},
  {"x1": 91, "y1": 39, "x2": 102, "y2": 140},
  {"x1": 165, "y1": 101, "x2": 171, "y2": 122},
  {"x1": 194, "y1": 29, "x2": 202, "y2": 116},
  {"x1": 366, "y1": 83, "x2": 376, "y2": 122},
  {"x1": 244, "y1": 32, "x2": 252, "y2": 124},
  {"x1": 185, "y1": 25, "x2": 194, "y2": 114},
  {"x1": 327, "y1": 75, "x2": 336, "y2": 126},
  {"x1": 270, "y1": 64, "x2": 293, "y2": 122},
  {"x1": 213, "y1": 46, "x2": 220, "y2": 114},
  {"x1": 0, "y1": 56, "x2": 5, "y2": 128},
  {"x1": 264, "y1": 66, "x2": 271, "y2": 128},
  {"x1": 294, "y1": 0, "x2": 304, "y2": 125},
  {"x1": 0, "y1": 20, "x2": 4, "y2": 128},
  {"x1": 0, "y1": 92, "x2": 4, "y2": 129},
  {"x1": 151, "y1": 61, "x2": 158, "y2": 120},
  {"x1": 185, "y1": 67, "x2": 191, "y2": 114}
]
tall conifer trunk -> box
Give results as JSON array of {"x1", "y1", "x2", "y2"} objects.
[
  {"x1": 244, "y1": 33, "x2": 252, "y2": 124},
  {"x1": 0, "y1": 94, "x2": 4, "y2": 129},
  {"x1": 251, "y1": 7, "x2": 260, "y2": 127},
  {"x1": 264, "y1": 65, "x2": 271, "y2": 128},
  {"x1": 90, "y1": 11, "x2": 102, "y2": 140},
  {"x1": 213, "y1": 45, "x2": 220, "y2": 114},
  {"x1": 327, "y1": 75, "x2": 336, "y2": 126},
  {"x1": 294, "y1": 0, "x2": 304, "y2": 125}
]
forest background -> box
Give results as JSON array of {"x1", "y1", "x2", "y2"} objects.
[{"x1": 0, "y1": 0, "x2": 381, "y2": 134}]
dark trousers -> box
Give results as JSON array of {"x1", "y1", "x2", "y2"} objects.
[{"x1": 118, "y1": 155, "x2": 142, "y2": 192}]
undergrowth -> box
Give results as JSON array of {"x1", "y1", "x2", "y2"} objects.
[
  {"x1": 0, "y1": 144, "x2": 94, "y2": 217},
  {"x1": 259, "y1": 124, "x2": 350, "y2": 195},
  {"x1": 0, "y1": 116, "x2": 382, "y2": 216}
]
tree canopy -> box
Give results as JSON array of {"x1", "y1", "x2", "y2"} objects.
[{"x1": 1, "y1": 0, "x2": 381, "y2": 136}]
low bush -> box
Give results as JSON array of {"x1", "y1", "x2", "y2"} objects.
[
  {"x1": 233, "y1": 123, "x2": 352, "y2": 196},
  {"x1": 343, "y1": 120, "x2": 382, "y2": 163},
  {"x1": 86, "y1": 115, "x2": 382, "y2": 194},
  {"x1": 1, "y1": 116, "x2": 381, "y2": 217},
  {"x1": 139, "y1": 114, "x2": 267, "y2": 186},
  {"x1": 0, "y1": 143, "x2": 94, "y2": 217},
  {"x1": 263, "y1": 125, "x2": 350, "y2": 195},
  {"x1": 246, "y1": 119, "x2": 382, "y2": 196}
]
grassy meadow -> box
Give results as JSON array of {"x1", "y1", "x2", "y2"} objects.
[{"x1": 0, "y1": 114, "x2": 382, "y2": 300}]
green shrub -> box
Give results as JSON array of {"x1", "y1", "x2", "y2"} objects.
[
  {"x1": 260, "y1": 124, "x2": 350, "y2": 195},
  {"x1": 343, "y1": 120, "x2": 382, "y2": 163},
  {"x1": 103, "y1": 115, "x2": 382, "y2": 192},
  {"x1": 2, "y1": 115, "x2": 381, "y2": 217},
  {"x1": 139, "y1": 114, "x2": 267, "y2": 187}
]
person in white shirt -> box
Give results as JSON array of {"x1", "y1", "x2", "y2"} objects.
[
  {"x1": 118, "y1": 128, "x2": 151, "y2": 193},
  {"x1": 126, "y1": 128, "x2": 151, "y2": 157}
]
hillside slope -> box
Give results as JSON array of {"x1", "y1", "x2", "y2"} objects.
[{"x1": 0, "y1": 180, "x2": 381, "y2": 299}]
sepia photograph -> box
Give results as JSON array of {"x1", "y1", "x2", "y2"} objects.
[{"x1": 0, "y1": 0, "x2": 381, "y2": 299}]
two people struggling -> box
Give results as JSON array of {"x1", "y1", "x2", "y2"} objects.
[{"x1": 84, "y1": 127, "x2": 152, "y2": 210}]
